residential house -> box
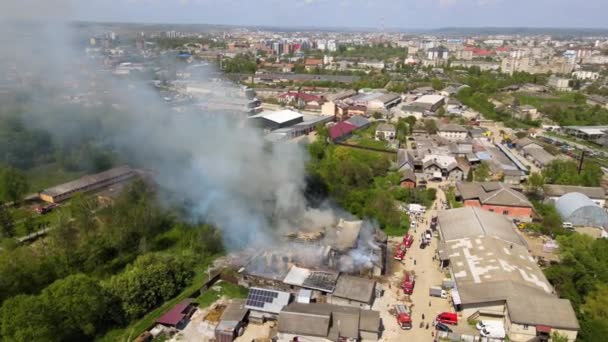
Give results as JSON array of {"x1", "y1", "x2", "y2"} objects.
[
  {"x1": 421, "y1": 155, "x2": 467, "y2": 181},
  {"x1": 455, "y1": 182, "x2": 534, "y2": 221},
  {"x1": 278, "y1": 91, "x2": 325, "y2": 110},
  {"x1": 304, "y1": 58, "x2": 324, "y2": 71},
  {"x1": 321, "y1": 101, "x2": 338, "y2": 117},
  {"x1": 400, "y1": 169, "x2": 417, "y2": 188},
  {"x1": 547, "y1": 76, "x2": 571, "y2": 91},
  {"x1": 514, "y1": 105, "x2": 540, "y2": 120},
  {"x1": 375, "y1": 123, "x2": 396, "y2": 141},
  {"x1": 438, "y1": 124, "x2": 469, "y2": 141}
]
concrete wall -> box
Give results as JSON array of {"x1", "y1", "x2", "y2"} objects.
[
  {"x1": 361, "y1": 330, "x2": 380, "y2": 341},
  {"x1": 462, "y1": 200, "x2": 533, "y2": 219},
  {"x1": 327, "y1": 296, "x2": 371, "y2": 310}
]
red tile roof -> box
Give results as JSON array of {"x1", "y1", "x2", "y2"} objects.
[
  {"x1": 466, "y1": 47, "x2": 495, "y2": 56},
  {"x1": 305, "y1": 58, "x2": 323, "y2": 66},
  {"x1": 156, "y1": 299, "x2": 195, "y2": 327},
  {"x1": 329, "y1": 121, "x2": 357, "y2": 140}
]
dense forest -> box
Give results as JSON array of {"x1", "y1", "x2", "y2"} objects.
[{"x1": 546, "y1": 234, "x2": 608, "y2": 341}]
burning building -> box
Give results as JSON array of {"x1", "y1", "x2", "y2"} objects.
[{"x1": 235, "y1": 219, "x2": 387, "y2": 304}]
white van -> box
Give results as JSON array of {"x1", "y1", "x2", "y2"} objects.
[
  {"x1": 476, "y1": 320, "x2": 503, "y2": 331},
  {"x1": 480, "y1": 326, "x2": 506, "y2": 339},
  {"x1": 562, "y1": 222, "x2": 574, "y2": 230}
]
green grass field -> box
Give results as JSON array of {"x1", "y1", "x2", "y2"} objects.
[
  {"x1": 195, "y1": 281, "x2": 248, "y2": 308},
  {"x1": 514, "y1": 93, "x2": 579, "y2": 109}
]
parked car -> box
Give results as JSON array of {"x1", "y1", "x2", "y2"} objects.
[{"x1": 435, "y1": 322, "x2": 453, "y2": 332}]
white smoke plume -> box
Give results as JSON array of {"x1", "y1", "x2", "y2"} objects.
[{"x1": 0, "y1": 0, "x2": 345, "y2": 252}]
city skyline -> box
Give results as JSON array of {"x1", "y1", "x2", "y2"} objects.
[{"x1": 74, "y1": 0, "x2": 608, "y2": 29}]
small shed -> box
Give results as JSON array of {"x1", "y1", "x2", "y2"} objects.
[
  {"x1": 155, "y1": 299, "x2": 196, "y2": 329},
  {"x1": 215, "y1": 299, "x2": 249, "y2": 342},
  {"x1": 555, "y1": 192, "x2": 608, "y2": 229}
]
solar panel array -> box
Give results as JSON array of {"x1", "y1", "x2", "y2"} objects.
[{"x1": 246, "y1": 288, "x2": 279, "y2": 308}]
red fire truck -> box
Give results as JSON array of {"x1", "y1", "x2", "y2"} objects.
[
  {"x1": 401, "y1": 272, "x2": 415, "y2": 295},
  {"x1": 402, "y1": 234, "x2": 414, "y2": 248},
  {"x1": 395, "y1": 304, "x2": 412, "y2": 330},
  {"x1": 394, "y1": 244, "x2": 406, "y2": 261}
]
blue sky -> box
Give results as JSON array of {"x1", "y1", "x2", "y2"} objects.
[{"x1": 76, "y1": 0, "x2": 607, "y2": 29}]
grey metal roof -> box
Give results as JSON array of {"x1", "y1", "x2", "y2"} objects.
[
  {"x1": 555, "y1": 192, "x2": 608, "y2": 228},
  {"x1": 345, "y1": 115, "x2": 370, "y2": 128},
  {"x1": 555, "y1": 192, "x2": 598, "y2": 218},
  {"x1": 522, "y1": 145, "x2": 556, "y2": 166},
  {"x1": 437, "y1": 207, "x2": 526, "y2": 245},
  {"x1": 544, "y1": 184, "x2": 605, "y2": 200},
  {"x1": 507, "y1": 290, "x2": 580, "y2": 330},
  {"x1": 41, "y1": 166, "x2": 134, "y2": 197},
  {"x1": 278, "y1": 303, "x2": 380, "y2": 339},
  {"x1": 278, "y1": 303, "x2": 331, "y2": 337},
  {"x1": 332, "y1": 275, "x2": 376, "y2": 304},
  {"x1": 360, "y1": 310, "x2": 381, "y2": 333},
  {"x1": 456, "y1": 182, "x2": 533, "y2": 208},
  {"x1": 216, "y1": 299, "x2": 249, "y2": 333}
]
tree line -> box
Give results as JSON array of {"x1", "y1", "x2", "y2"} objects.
[{"x1": 0, "y1": 181, "x2": 224, "y2": 341}]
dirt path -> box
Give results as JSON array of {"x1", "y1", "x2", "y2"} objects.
[{"x1": 374, "y1": 185, "x2": 453, "y2": 341}]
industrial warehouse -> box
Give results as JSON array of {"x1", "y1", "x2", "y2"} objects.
[
  {"x1": 436, "y1": 207, "x2": 579, "y2": 341},
  {"x1": 39, "y1": 166, "x2": 136, "y2": 203}
]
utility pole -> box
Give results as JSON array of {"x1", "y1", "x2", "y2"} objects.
[{"x1": 578, "y1": 150, "x2": 586, "y2": 174}]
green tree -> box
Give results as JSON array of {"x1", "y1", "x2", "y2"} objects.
[
  {"x1": 404, "y1": 116, "x2": 417, "y2": 133},
  {"x1": 431, "y1": 78, "x2": 445, "y2": 91},
  {"x1": 424, "y1": 119, "x2": 438, "y2": 134},
  {"x1": 543, "y1": 160, "x2": 602, "y2": 187},
  {"x1": 108, "y1": 253, "x2": 193, "y2": 320},
  {"x1": 473, "y1": 162, "x2": 491, "y2": 182},
  {"x1": 41, "y1": 274, "x2": 122, "y2": 340},
  {"x1": 582, "y1": 284, "x2": 608, "y2": 322},
  {"x1": 526, "y1": 172, "x2": 545, "y2": 197},
  {"x1": 0, "y1": 204, "x2": 15, "y2": 238},
  {"x1": 0, "y1": 167, "x2": 29, "y2": 204},
  {"x1": 0, "y1": 294, "x2": 57, "y2": 342},
  {"x1": 436, "y1": 107, "x2": 446, "y2": 117}
]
